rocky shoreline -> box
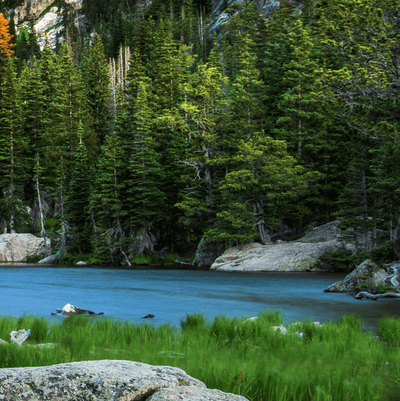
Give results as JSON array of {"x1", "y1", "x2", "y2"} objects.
[{"x1": 324, "y1": 259, "x2": 400, "y2": 299}]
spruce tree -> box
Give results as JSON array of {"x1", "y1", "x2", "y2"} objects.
[
  {"x1": 0, "y1": 56, "x2": 24, "y2": 232},
  {"x1": 66, "y1": 123, "x2": 93, "y2": 253},
  {"x1": 91, "y1": 132, "x2": 129, "y2": 264},
  {"x1": 208, "y1": 132, "x2": 322, "y2": 244},
  {"x1": 123, "y1": 76, "x2": 166, "y2": 256},
  {"x1": 86, "y1": 34, "x2": 111, "y2": 146},
  {"x1": 177, "y1": 61, "x2": 228, "y2": 234}
]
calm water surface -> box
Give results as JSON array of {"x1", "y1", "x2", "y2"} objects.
[{"x1": 0, "y1": 265, "x2": 398, "y2": 331}]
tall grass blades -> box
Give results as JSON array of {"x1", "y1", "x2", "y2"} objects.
[
  {"x1": 378, "y1": 317, "x2": 400, "y2": 346},
  {"x1": 0, "y1": 312, "x2": 398, "y2": 400}
]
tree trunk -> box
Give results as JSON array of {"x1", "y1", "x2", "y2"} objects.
[
  {"x1": 394, "y1": 215, "x2": 400, "y2": 259},
  {"x1": 36, "y1": 177, "x2": 49, "y2": 256}
]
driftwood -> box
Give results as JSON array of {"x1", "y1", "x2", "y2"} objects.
[
  {"x1": 355, "y1": 291, "x2": 400, "y2": 300},
  {"x1": 174, "y1": 260, "x2": 193, "y2": 267}
]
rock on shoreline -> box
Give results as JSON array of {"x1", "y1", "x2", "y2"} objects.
[
  {"x1": 0, "y1": 233, "x2": 49, "y2": 262},
  {"x1": 0, "y1": 360, "x2": 248, "y2": 401},
  {"x1": 210, "y1": 240, "x2": 347, "y2": 272},
  {"x1": 324, "y1": 259, "x2": 400, "y2": 298}
]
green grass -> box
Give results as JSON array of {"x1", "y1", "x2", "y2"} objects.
[{"x1": 0, "y1": 311, "x2": 399, "y2": 400}]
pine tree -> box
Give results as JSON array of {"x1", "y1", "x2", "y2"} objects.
[
  {"x1": 177, "y1": 61, "x2": 229, "y2": 233},
  {"x1": 274, "y1": 17, "x2": 324, "y2": 159},
  {"x1": 66, "y1": 123, "x2": 93, "y2": 253},
  {"x1": 86, "y1": 34, "x2": 112, "y2": 146},
  {"x1": 226, "y1": 30, "x2": 265, "y2": 151},
  {"x1": 91, "y1": 132, "x2": 129, "y2": 264},
  {"x1": 123, "y1": 75, "x2": 166, "y2": 256},
  {"x1": 207, "y1": 132, "x2": 322, "y2": 244},
  {"x1": 0, "y1": 56, "x2": 24, "y2": 232},
  {"x1": 56, "y1": 44, "x2": 95, "y2": 162}
]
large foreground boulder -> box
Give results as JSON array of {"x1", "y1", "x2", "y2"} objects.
[
  {"x1": 0, "y1": 233, "x2": 50, "y2": 262},
  {"x1": 0, "y1": 360, "x2": 248, "y2": 401}
]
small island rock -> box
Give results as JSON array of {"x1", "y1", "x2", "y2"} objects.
[{"x1": 324, "y1": 259, "x2": 400, "y2": 297}]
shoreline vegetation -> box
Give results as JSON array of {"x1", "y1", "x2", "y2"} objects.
[
  {"x1": 26, "y1": 239, "x2": 398, "y2": 273},
  {"x1": 1, "y1": 311, "x2": 400, "y2": 400},
  {"x1": 26, "y1": 251, "x2": 197, "y2": 268}
]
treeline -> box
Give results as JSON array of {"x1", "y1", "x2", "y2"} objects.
[{"x1": 0, "y1": 0, "x2": 399, "y2": 264}]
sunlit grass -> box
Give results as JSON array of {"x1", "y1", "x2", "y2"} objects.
[{"x1": 0, "y1": 311, "x2": 399, "y2": 400}]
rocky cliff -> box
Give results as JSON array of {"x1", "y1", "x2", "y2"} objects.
[
  {"x1": 210, "y1": 0, "x2": 280, "y2": 33},
  {"x1": 9, "y1": 0, "x2": 86, "y2": 50},
  {"x1": 7, "y1": 0, "x2": 282, "y2": 51}
]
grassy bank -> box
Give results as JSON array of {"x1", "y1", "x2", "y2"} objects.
[{"x1": 0, "y1": 311, "x2": 399, "y2": 400}]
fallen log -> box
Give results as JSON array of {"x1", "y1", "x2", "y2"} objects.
[{"x1": 354, "y1": 291, "x2": 400, "y2": 300}]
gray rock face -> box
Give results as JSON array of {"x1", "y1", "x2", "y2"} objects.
[
  {"x1": 210, "y1": 0, "x2": 280, "y2": 34},
  {"x1": 211, "y1": 239, "x2": 348, "y2": 272},
  {"x1": 10, "y1": 0, "x2": 87, "y2": 51},
  {"x1": 10, "y1": 0, "x2": 54, "y2": 25},
  {"x1": 0, "y1": 233, "x2": 49, "y2": 262},
  {"x1": 147, "y1": 386, "x2": 248, "y2": 401},
  {"x1": 194, "y1": 237, "x2": 224, "y2": 268},
  {"x1": 324, "y1": 259, "x2": 400, "y2": 296},
  {"x1": 0, "y1": 360, "x2": 249, "y2": 401}
]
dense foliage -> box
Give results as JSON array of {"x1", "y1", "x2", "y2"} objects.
[{"x1": 0, "y1": 0, "x2": 400, "y2": 264}]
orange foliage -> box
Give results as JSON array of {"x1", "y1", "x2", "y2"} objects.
[{"x1": 0, "y1": 14, "x2": 14, "y2": 56}]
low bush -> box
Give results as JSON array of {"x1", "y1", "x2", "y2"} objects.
[{"x1": 0, "y1": 311, "x2": 399, "y2": 400}]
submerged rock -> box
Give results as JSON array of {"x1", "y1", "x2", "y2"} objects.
[
  {"x1": 0, "y1": 360, "x2": 249, "y2": 401},
  {"x1": 55, "y1": 303, "x2": 104, "y2": 316}
]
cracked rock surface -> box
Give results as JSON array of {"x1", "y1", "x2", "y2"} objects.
[
  {"x1": 0, "y1": 360, "x2": 249, "y2": 401},
  {"x1": 211, "y1": 240, "x2": 347, "y2": 272},
  {"x1": 0, "y1": 234, "x2": 49, "y2": 262}
]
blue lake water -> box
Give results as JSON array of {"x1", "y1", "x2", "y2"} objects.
[{"x1": 0, "y1": 265, "x2": 398, "y2": 332}]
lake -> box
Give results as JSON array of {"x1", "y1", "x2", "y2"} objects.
[{"x1": 0, "y1": 265, "x2": 398, "y2": 332}]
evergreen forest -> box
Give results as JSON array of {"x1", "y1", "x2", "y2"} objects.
[{"x1": 0, "y1": 0, "x2": 399, "y2": 265}]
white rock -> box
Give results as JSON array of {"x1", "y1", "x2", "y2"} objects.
[
  {"x1": 61, "y1": 303, "x2": 77, "y2": 314},
  {"x1": 0, "y1": 234, "x2": 49, "y2": 262},
  {"x1": 34, "y1": 11, "x2": 62, "y2": 37},
  {"x1": 10, "y1": 329, "x2": 31, "y2": 346},
  {"x1": 272, "y1": 325, "x2": 287, "y2": 334},
  {"x1": 76, "y1": 261, "x2": 88, "y2": 265}
]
